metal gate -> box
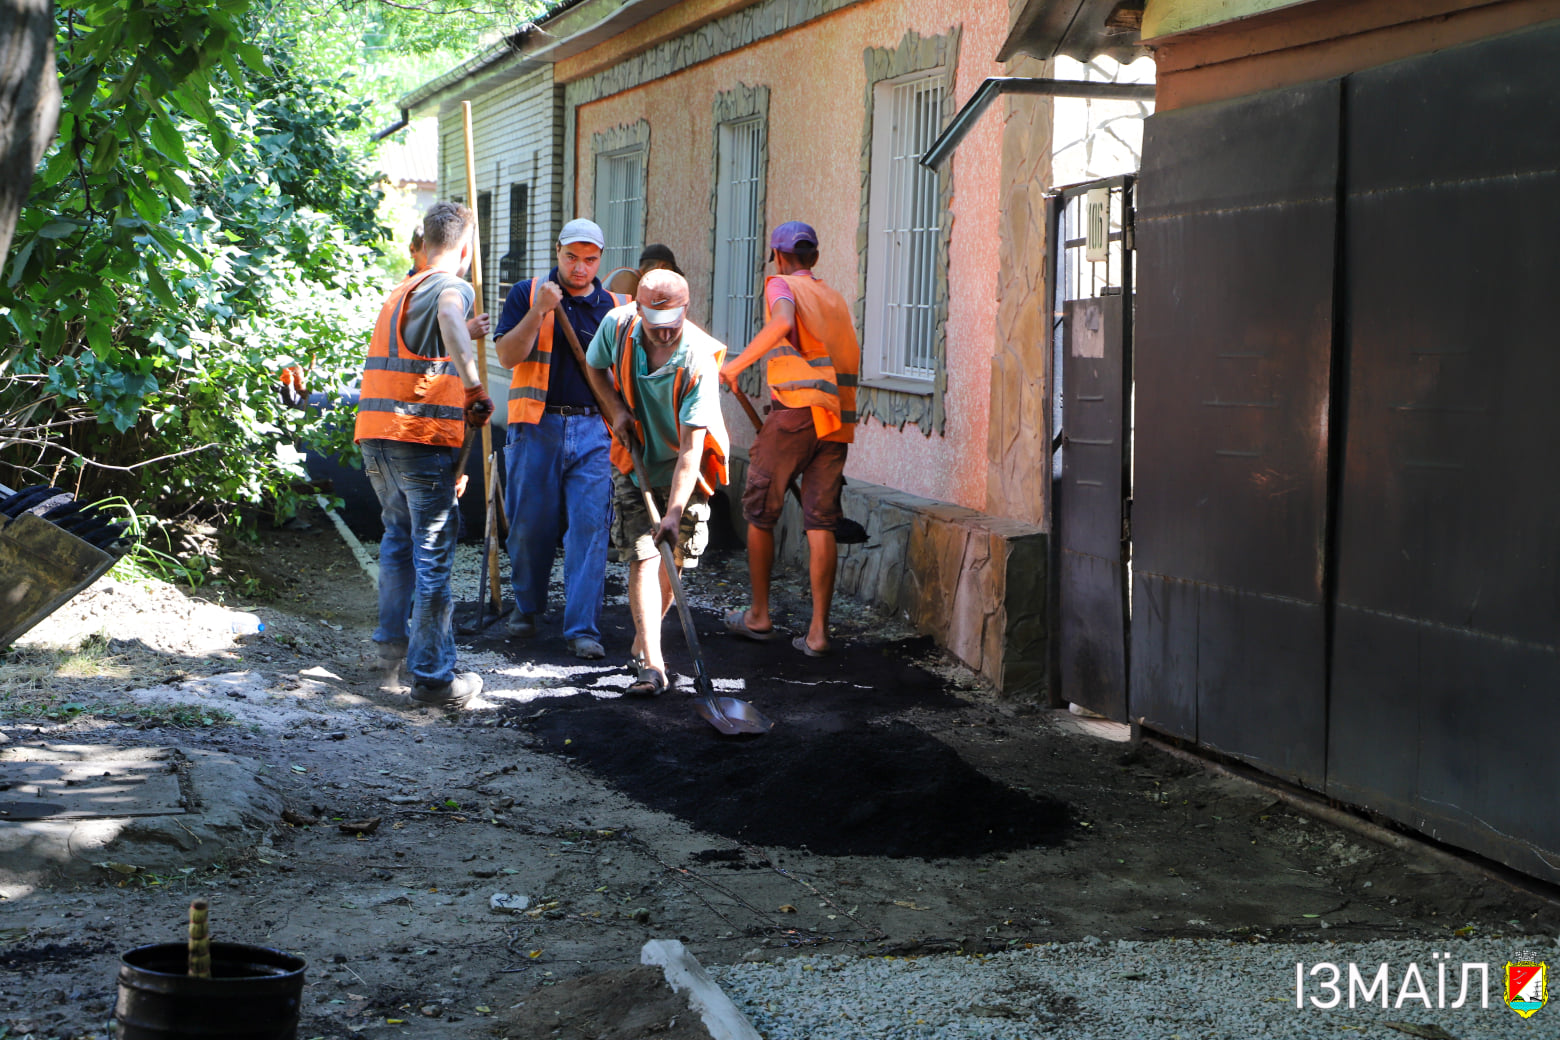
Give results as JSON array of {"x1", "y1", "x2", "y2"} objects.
[
  {"x1": 1132, "y1": 83, "x2": 1338, "y2": 786},
  {"x1": 1049, "y1": 177, "x2": 1133, "y2": 721}
]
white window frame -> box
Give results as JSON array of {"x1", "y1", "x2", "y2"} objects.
[
  {"x1": 864, "y1": 69, "x2": 945, "y2": 388},
  {"x1": 711, "y1": 116, "x2": 765, "y2": 348},
  {"x1": 594, "y1": 147, "x2": 645, "y2": 275}
]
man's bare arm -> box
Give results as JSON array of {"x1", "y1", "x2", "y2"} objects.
[
  {"x1": 437, "y1": 288, "x2": 484, "y2": 389},
  {"x1": 720, "y1": 297, "x2": 794, "y2": 389},
  {"x1": 656, "y1": 425, "x2": 705, "y2": 544}
]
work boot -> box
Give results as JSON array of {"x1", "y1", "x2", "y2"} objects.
[
  {"x1": 506, "y1": 611, "x2": 537, "y2": 638},
  {"x1": 411, "y1": 672, "x2": 482, "y2": 708},
  {"x1": 569, "y1": 637, "x2": 605, "y2": 661}
]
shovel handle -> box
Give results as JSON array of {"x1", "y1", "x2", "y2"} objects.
[
  {"x1": 733, "y1": 385, "x2": 765, "y2": 432},
  {"x1": 453, "y1": 430, "x2": 476, "y2": 506}
]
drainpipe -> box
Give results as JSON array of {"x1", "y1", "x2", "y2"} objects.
[
  {"x1": 372, "y1": 108, "x2": 411, "y2": 143},
  {"x1": 920, "y1": 77, "x2": 1156, "y2": 170}
]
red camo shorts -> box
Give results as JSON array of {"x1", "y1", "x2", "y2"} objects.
[{"x1": 742, "y1": 403, "x2": 848, "y2": 532}]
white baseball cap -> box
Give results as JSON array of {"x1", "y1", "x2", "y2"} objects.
[{"x1": 557, "y1": 218, "x2": 605, "y2": 250}]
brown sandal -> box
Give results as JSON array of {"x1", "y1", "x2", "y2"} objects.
[{"x1": 626, "y1": 663, "x2": 668, "y2": 697}]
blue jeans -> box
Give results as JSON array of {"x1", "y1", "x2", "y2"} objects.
[
  {"x1": 361, "y1": 439, "x2": 459, "y2": 685},
  {"x1": 503, "y1": 413, "x2": 612, "y2": 641}
]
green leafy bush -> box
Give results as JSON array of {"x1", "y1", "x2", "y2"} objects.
[{"x1": 0, "y1": 0, "x2": 390, "y2": 525}]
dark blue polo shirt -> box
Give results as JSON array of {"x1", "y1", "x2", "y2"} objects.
[{"x1": 494, "y1": 269, "x2": 620, "y2": 409}]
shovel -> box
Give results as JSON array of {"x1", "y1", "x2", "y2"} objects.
[
  {"x1": 622, "y1": 438, "x2": 773, "y2": 735},
  {"x1": 729, "y1": 389, "x2": 868, "y2": 544},
  {"x1": 548, "y1": 302, "x2": 773, "y2": 736}
]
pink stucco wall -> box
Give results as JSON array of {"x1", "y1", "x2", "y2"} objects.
[{"x1": 570, "y1": 0, "x2": 1008, "y2": 511}]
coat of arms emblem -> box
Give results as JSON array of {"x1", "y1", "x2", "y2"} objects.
[{"x1": 1505, "y1": 960, "x2": 1548, "y2": 1018}]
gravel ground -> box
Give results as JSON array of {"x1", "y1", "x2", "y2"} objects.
[{"x1": 709, "y1": 937, "x2": 1559, "y2": 1039}]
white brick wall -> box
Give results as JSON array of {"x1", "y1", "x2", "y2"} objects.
[{"x1": 436, "y1": 68, "x2": 564, "y2": 402}]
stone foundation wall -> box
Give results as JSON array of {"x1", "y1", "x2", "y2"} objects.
[
  {"x1": 986, "y1": 51, "x2": 1053, "y2": 528},
  {"x1": 724, "y1": 453, "x2": 1048, "y2": 697}
]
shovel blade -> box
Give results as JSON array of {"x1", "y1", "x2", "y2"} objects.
[
  {"x1": 695, "y1": 695, "x2": 774, "y2": 736},
  {"x1": 835, "y1": 516, "x2": 869, "y2": 544}
]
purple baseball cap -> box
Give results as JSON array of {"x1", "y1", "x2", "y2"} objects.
[{"x1": 769, "y1": 221, "x2": 818, "y2": 252}]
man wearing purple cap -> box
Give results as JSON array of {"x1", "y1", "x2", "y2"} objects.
[
  {"x1": 719, "y1": 221, "x2": 861, "y2": 657},
  {"x1": 492, "y1": 218, "x2": 631, "y2": 659}
]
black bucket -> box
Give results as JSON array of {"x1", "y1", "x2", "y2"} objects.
[{"x1": 115, "y1": 942, "x2": 306, "y2": 1039}]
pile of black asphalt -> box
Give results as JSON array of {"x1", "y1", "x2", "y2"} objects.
[{"x1": 459, "y1": 589, "x2": 1070, "y2": 860}]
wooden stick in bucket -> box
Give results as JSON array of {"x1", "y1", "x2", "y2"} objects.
[{"x1": 187, "y1": 898, "x2": 211, "y2": 978}]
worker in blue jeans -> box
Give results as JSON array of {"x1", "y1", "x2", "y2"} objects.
[
  {"x1": 493, "y1": 219, "x2": 629, "y2": 659},
  {"x1": 355, "y1": 202, "x2": 494, "y2": 707}
]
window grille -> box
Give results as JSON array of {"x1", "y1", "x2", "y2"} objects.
[
  {"x1": 867, "y1": 72, "x2": 944, "y2": 382},
  {"x1": 499, "y1": 183, "x2": 528, "y2": 286},
  {"x1": 712, "y1": 117, "x2": 764, "y2": 347},
  {"x1": 476, "y1": 191, "x2": 495, "y2": 313},
  {"x1": 595, "y1": 150, "x2": 644, "y2": 275}
]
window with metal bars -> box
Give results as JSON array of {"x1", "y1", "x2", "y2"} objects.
[
  {"x1": 594, "y1": 149, "x2": 645, "y2": 275},
  {"x1": 712, "y1": 117, "x2": 765, "y2": 347},
  {"x1": 865, "y1": 71, "x2": 945, "y2": 383},
  {"x1": 499, "y1": 183, "x2": 528, "y2": 286},
  {"x1": 476, "y1": 190, "x2": 494, "y2": 312}
]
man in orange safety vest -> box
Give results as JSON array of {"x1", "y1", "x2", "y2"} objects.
[
  {"x1": 354, "y1": 201, "x2": 495, "y2": 708},
  {"x1": 719, "y1": 221, "x2": 860, "y2": 658}
]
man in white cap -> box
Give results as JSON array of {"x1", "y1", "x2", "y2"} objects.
[
  {"x1": 586, "y1": 270, "x2": 729, "y2": 695},
  {"x1": 492, "y1": 218, "x2": 631, "y2": 659}
]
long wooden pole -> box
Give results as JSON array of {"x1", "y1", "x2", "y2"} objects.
[{"x1": 461, "y1": 101, "x2": 501, "y2": 611}]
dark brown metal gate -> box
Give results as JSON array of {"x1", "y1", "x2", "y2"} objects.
[
  {"x1": 1131, "y1": 20, "x2": 1560, "y2": 884},
  {"x1": 1326, "y1": 22, "x2": 1560, "y2": 880},
  {"x1": 1050, "y1": 178, "x2": 1133, "y2": 721},
  {"x1": 1132, "y1": 82, "x2": 1340, "y2": 786}
]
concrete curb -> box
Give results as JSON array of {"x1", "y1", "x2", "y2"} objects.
[{"x1": 641, "y1": 939, "x2": 762, "y2": 1040}]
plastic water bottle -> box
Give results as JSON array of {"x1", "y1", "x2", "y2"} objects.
[{"x1": 229, "y1": 612, "x2": 265, "y2": 635}]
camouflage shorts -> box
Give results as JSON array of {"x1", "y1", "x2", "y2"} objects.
[{"x1": 610, "y1": 470, "x2": 710, "y2": 568}]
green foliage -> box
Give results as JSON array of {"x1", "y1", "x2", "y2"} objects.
[
  {"x1": 251, "y1": 0, "x2": 539, "y2": 138},
  {"x1": 0, "y1": 0, "x2": 389, "y2": 523}
]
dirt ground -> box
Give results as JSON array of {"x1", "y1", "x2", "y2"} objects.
[{"x1": 2, "y1": 508, "x2": 1557, "y2": 1039}]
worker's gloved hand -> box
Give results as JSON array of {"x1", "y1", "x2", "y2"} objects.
[{"x1": 463, "y1": 386, "x2": 495, "y2": 428}]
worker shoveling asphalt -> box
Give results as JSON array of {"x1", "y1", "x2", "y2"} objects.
[{"x1": 549, "y1": 280, "x2": 773, "y2": 735}]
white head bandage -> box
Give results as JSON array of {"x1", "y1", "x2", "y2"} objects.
[{"x1": 641, "y1": 304, "x2": 686, "y2": 327}]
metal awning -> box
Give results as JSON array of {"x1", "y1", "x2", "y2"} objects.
[
  {"x1": 999, "y1": 0, "x2": 1147, "y2": 63},
  {"x1": 921, "y1": 77, "x2": 1155, "y2": 170}
]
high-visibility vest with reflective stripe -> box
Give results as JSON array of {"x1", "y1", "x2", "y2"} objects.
[
  {"x1": 354, "y1": 269, "x2": 467, "y2": 448},
  {"x1": 763, "y1": 273, "x2": 860, "y2": 443},
  {"x1": 606, "y1": 310, "x2": 729, "y2": 496},
  {"x1": 507, "y1": 279, "x2": 629, "y2": 425}
]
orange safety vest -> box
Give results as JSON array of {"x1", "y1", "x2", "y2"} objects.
[
  {"x1": 354, "y1": 270, "x2": 467, "y2": 448},
  {"x1": 606, "y1": 310, "x2": 729, "y2": 496},
  {"x1": 763, "y1": 273, "x2": 861, "y2": 443},
  {"x1": 507, "y1": 279, "x2": 629, "y2": 425}
]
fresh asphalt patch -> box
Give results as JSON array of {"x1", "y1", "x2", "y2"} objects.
[{"x1": 463, "y1": 607, "x2": 1073, "y2": 859}]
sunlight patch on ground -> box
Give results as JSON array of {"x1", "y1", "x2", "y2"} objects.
[{"x1": 470, "y1": 685, "x2": 625, "y2": 708}]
